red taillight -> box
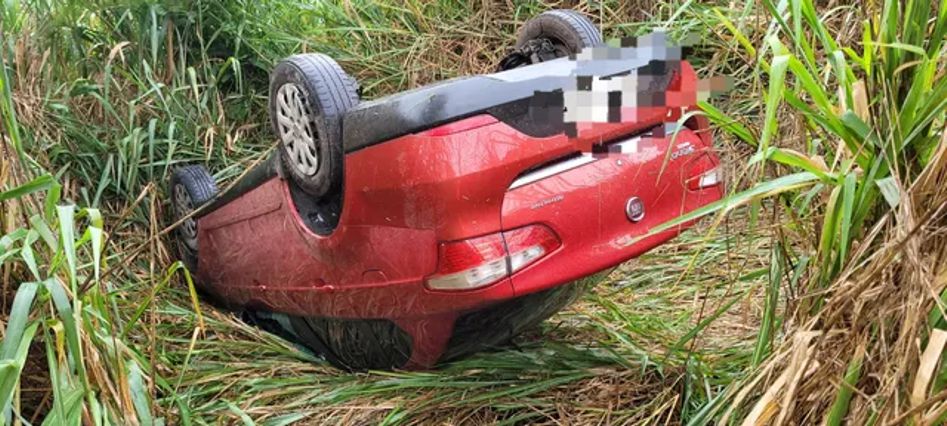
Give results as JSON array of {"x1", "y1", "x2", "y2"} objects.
[
  {"x1": 686, "y1": 152, "x2": 722, "y2": 190},
  {"x1": 686, "y1": 167, "x2": 722, "y2": 190},
  {"x1": 502, "y1": 225, "x2": 561, "y2": 272},
  {"x1": 426, "y1": 224, "x2": 561, "y2": 291}
]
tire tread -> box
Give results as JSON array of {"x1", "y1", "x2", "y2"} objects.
[
  {"x1": 269, "y1": 53, "x2": 358, "y2": 197},
  {"x1": 169, "y1": 165, "x2": 217, "y2": 272},
  {"x1": 515, "y1": 9, "x2": 603, "y2": 53}
]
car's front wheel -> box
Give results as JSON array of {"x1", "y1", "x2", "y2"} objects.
[{"x1": 170, "y1": 165, "x2": 217, "y2": 272}]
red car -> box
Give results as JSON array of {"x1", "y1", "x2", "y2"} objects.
[{"x1": 169, "y1": 10, "x2": 723, "y2": 370}]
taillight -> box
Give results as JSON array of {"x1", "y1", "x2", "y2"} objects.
[
  {"x1": 503, "y1": 225, "x2": 561, "y2": 273},
  {"x1": 426, "y1": 224, "x2": 560, "y2": 291},
  {"x1": 685, "y1": 151, "x2": 722, "y2": 191},
  {"x1": 687, "y1": 167, "x2": 722, "y2": 190},
  {"x1": 428, "y1": 233, "x2": 508, "y2": 290}
]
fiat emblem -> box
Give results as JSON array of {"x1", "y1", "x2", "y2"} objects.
[{"x1": 625, "y1": 197, "x2": 645, "y2": 222}]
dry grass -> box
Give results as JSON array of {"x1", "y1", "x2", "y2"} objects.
[{"x1": 718, "y1": 136, "x2": 947, "y2": 425}]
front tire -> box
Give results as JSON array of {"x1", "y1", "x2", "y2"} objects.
[
  {"x1": 269, "y1": 53, "x2": 359, "y2": 197},
  {"x1": 170, "y1": 165, "x2": 218, "y2": 272}
]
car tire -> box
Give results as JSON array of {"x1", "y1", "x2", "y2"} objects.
[
  {"x1": 269, "y1": 53, "x2": 359, "y2": 198},
  {"x1": 500, "y1": 9, "x2": 602, "y2": 70},
  {"x1": 170, "y1": 165, "x2": 218, "y2": 272}
]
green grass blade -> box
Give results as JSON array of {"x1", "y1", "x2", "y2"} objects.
[
  {"x1": 645, "y1": 172, "x2": 820, "y2": 237},
  {"x1": 128, "y1": 360, "x2": 154, "y2": 426},
  {"x1": 0, "y1": 281, "x2": 39, "y2": 359},
  {"x1": 0, "y1": 175, "x2": 54, "y2": 202},
  {"x1": 0, "y1": 323, "x2": 38, "y2": 419},
  {"x1": 759, "y1": 53, "x2": 790, "y2": 153},
  {"x1": 824, "y1": 342, "x2": 865, "y2": 425}
]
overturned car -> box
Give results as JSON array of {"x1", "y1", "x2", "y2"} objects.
[{"x1": 170, "y1": 9, "x2": 722, "y2": 370}]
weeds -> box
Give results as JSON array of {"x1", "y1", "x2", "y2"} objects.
[{"x1": 683, "y1": 0, "x2": 947, "y2": 422}]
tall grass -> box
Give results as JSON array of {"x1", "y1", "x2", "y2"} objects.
[
  {"x1": 1, "y1": 1, "x2": 761, "y2": 423},
  {"x1": 2, "y1": 51, "x2": 151, "y2": 425},
  {"x1": 669, "y1": 0, "x2": 947, "y2": 422},
  {"x1": 1, "y1": 1, "x2": 771, "y2": 423}
]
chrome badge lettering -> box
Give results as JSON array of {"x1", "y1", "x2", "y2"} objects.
[
  {"x1": 531, "y1": 194, "x2": 564, "y2": 210},
  {"x1": 670, "y1": 142, "x2": 695, "y2": 160}
]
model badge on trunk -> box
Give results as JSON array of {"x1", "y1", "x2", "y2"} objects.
[{"x1": 625, "y1": 197, "x2": 645, "y2": 222}]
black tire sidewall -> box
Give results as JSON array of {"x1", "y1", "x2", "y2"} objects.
[
  {"x1": 269, "y1": 55, "x2": 350, "y2": 198},
  {"x1": 170, "y1": 166, "x2": 217, "y2": 272},
  {"x1": 515, "y1": 10, "x2": 602, "y2": 56}
]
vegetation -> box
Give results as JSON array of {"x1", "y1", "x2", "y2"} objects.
[{"x1": 0, "y1": 0, "x2": 944, "y2": 424}]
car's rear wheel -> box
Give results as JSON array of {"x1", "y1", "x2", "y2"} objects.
[
  {"x1": 269, "y1": 53, "x2": 359, "y2": 197},
  {"x1": 499, "y1": 9, "x2": 603, "y2": 71},
  {"x1": 170, "y1": 165, "x2": 218, "y2": 272}
]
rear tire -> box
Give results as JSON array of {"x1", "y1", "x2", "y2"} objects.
[
  {"x1": 170, "y1": 165, "x2": 218, "y2": 272},
  {"x1": 499, "y1": 9, "x2": 603, "y2": 70},
  {"x1": 269, "y1": 53, "x2": 359, "y2": 197}
]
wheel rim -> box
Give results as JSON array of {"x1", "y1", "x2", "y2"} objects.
[
  {"x1": 173, "y1": 184, "x2": 198, "y2": 250},
  {"x1": 275, "y1": 83, "x2": 320, "y2": 176}
]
